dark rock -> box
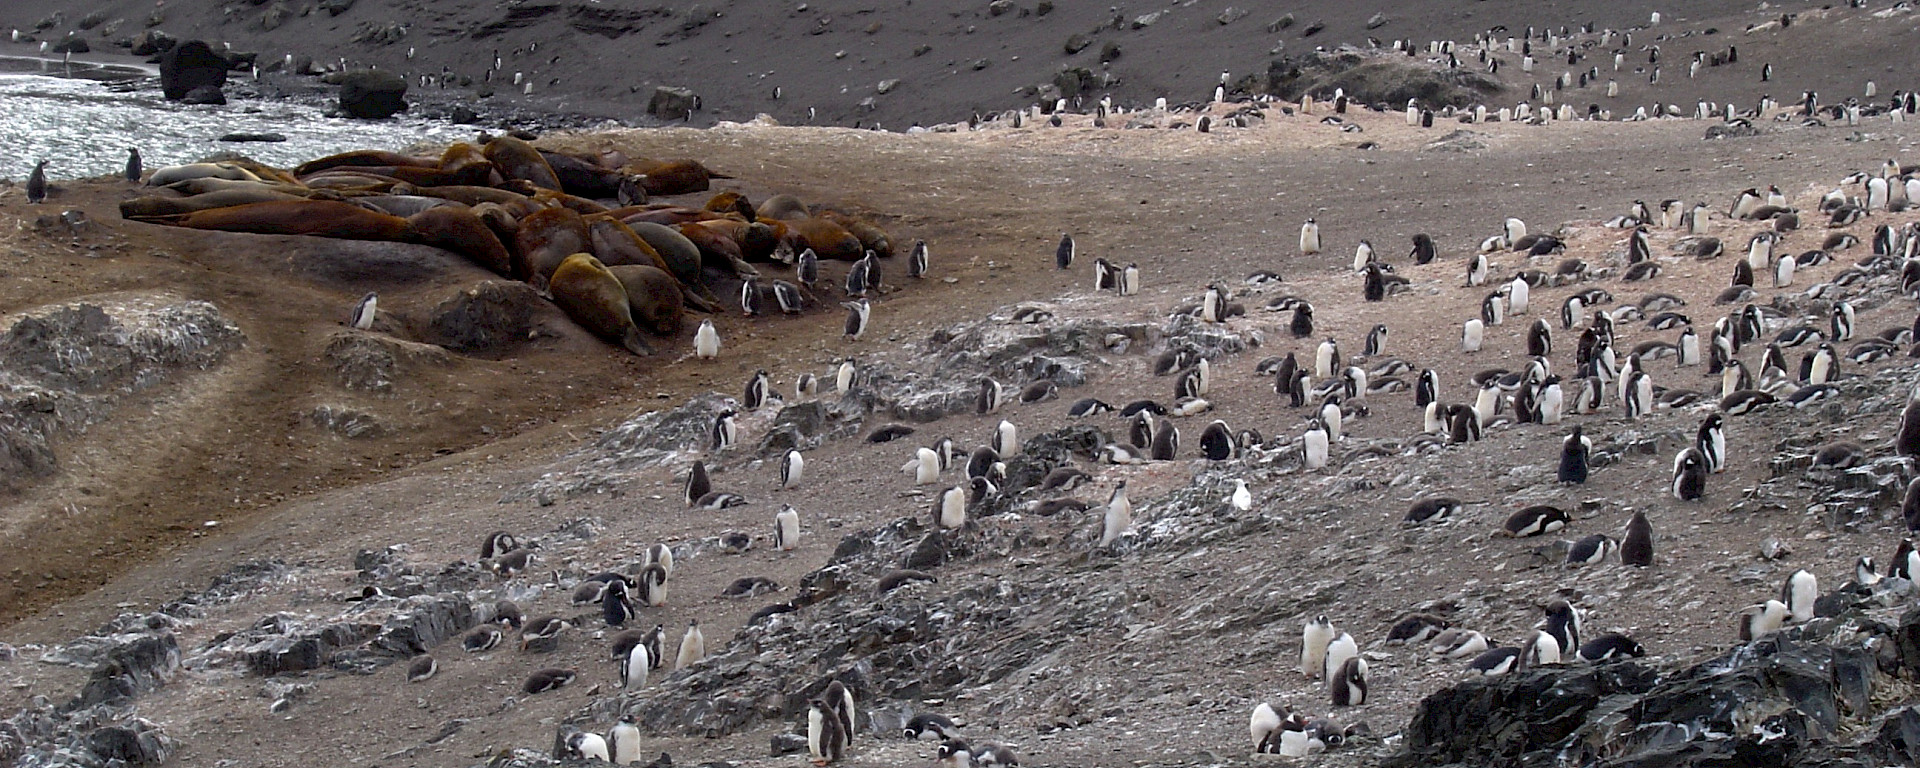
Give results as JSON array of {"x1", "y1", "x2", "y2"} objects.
[
  {"x1": 158, "y1": 39, "x2": 229, "y2": 101},
  {"x1": 218, "y1": 132, "x2": 287, "y2": 142},
  {"x1": 369, "y1": 594, "x2": 475, "y2": 657},
  {"x1": 1064, "y1": 33, "x2": 1091, "y2": 54},
  {"x1": 1395, "y1": 662, "x2": 1659, "y2": 766},
  {"x1": 648, "y1": 86, "x2": 701, "y2": 119},
  {"x1": 987, "y1": 0, "x2": 1016, "y2": 16},
  {"x1": 1098, "y1": 41, "x2": 1121, "y2": 63},
  {"x1": 180, "y1": 85, "x2": 226, "y2": 105},
  {"x1": 77, "y1": 11, "x2": 109, "y2": 29},
  {"x1": 319, "y1": 0, "x2": 357, "y2": 16},
  {"x1": 450, "y1": 105, "x2": 479, "y2": 124},
  {"x1": 324, "y1": 333, "x2": 454, "y2": 395},
  {"x1": 335, "y1": 70, "x2": 408, "y2": 119},
  {"x1": 1260, "y1": 50, "x2": 1501, "y2": 109},
  {"x1": 85, "y1": 718, "x2": 172, "y2": 765},
  {"x1": 129, "y1": 30, "x2": 175, "y2": 56},
  {"x1": 770, "y1": 732, "x2": 808, "y2": 755},
  {"x1": 260, "y1": 2, "x2": 293, "y2": 31},
  {"x1": 1705, "y1": 121, "x2": 1763, "y2": 139},
  {"x1": 424, "y1": 280, "x2": 544, "y2": 356},
  {"x1": 51, "y1": 36, "x2": 90, "y2": 54},
  {"x1": 74, "y1": 633, "x2": 181, "y2": 708}
]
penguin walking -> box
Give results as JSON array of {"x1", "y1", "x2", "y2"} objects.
[
  {"x1": 1099, "y1": 481, "x2": 1132, "y2": 549},
  {"x1": 808, "y1": 697, "x2": 847, "y2": 763},
  {"x1": 1558, "y1": 425, "x2": 1591, "y2": 483},
  {"x1": 621, "y1": 642, "x2": 651, "y2": 688},
  {"x1": 25, "y1": 160, "x2": 47, "y2": 204},
  {"x1": 124, "y1": 148, "x2": 142, "y2": 183},
  {"x1": 695, "y1": 319, "x2": 721, "y2": 359},
  {"x1": 908, "y1": 240, "x2": 929, "y2": 279},
  {"x1": 1055, "y1": 233, "x2": 1075, "y2": 269},
  {"x1": 348, "y1": 293, "x2": 378, "y2": 330}
]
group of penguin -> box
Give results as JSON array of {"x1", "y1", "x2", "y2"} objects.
[{"x1": 691, "y1": 238, "x2": 925, "y2": 361}]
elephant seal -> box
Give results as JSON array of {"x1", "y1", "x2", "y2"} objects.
[
  {"x1": 549, "y1": 253, "x2": 653, "y2": 356},
  {"x1": 162, "y1": 177, "x2": 311, "y2": 196},
  {"x1": 676, "y1": 222, "x2": 760, "y2": 278},
  {"x1": 357, "y1": 195, "x2": 458, "y2": 218},
  {"x1": 438, "y1": 142, "x2": 498, "y2": 187},
  {"x1": 704, "y1": 191, "x2": 756, "y2": 220},
  {"x1": 146, "y1": 162, "x2": 261, "y2": 187},
  {"x1": 293, "y1": 150, "x2": 438, "y2": 177},
  {"x1": 756, "y1": 194, "x2": 810, "y2": 221},
  {"x1": 409, "y1": 206, "x2": 513, "y2": 275},
  {"x1": 148, "y1": 200, "x2": 410, "y2": 240},
  {"x1": 585, "y1": 216, "x2": 670, "y2": 271},
  {"x1": 512, "y1": 206, "x2": 591, "y2": 290},
  {"x1": 628, "y1": 158, "x2": 724, "y2": 196},
  {"x1": 120, "y1": 188, "x2": 306, "y2": 218},
  {"x1": 539, "y1": 150, "x2": 626, "y2": 199},
  {"x1": 691, "y1": 218, "x2": 783, "y2": 262},
  {"x1": 606, "y1": 264, "x2": 685, "y2": 335},
  {"x1": 391, "y1": 183, "x2": 532, "y2": 207},
  {"x1": 484, "y1": 135, "x2": 563, "y2": 191},
  {"x1": 825, "y1": 212, "x2": 893, "y2": 258},
  {"x1": 627, "y1": 220, "x2": 721, "y2": 311},
  {"x1": 786, "y1": 217, "x2": 865, "y2": 260}
]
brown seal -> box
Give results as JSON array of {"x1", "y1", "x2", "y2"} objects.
[
  {"x1": 585, "y1": 216, "x2": 669, "y2": 271},
  {"x1": 703, "y1": 191, "x2": 755, "y2": 220},
  {"x1": 144, "y1": 162, "x2": 262, "y2": 187},
  {"x1": 824, "y1": 212, "x2": 893, "y2": 258},
  {"x1": 627, "y1": 158, "x2": 724, "y2": 196},
  {"x1": 512, "y1": 206, "x2": 591, "y2": 290},
  {"x1": 676, "y1": 222, "x2": 760, "y2": 278},
  {"x1": 161, "y1": 177, "x2": 311, "y2": 196},
  {"x1": 120, "y1": 188, "x2": 307, "y2": 218},
  {"x1": 785, "y1": 217, "x2": 865, "y2": 260},
  {"x1": 147, "y1": 200, "x2": 410, "y2": 240},
  {"x1": 605, "y1": 264, "x2": 686, "y2": 335},
  {"x1": 548, "y1": 253, "x2": 653, "y2": 355},
  {"x1": 755, "y1": 193, "x2": 810, "y2": 221},
  {"x1": 293, "y1": 150, "x2": 438, "y2": 177},
  {"x1": 538, "y1": 149, "x2": 627, "y2": 198},
  {"x1": 437, "y1": 142, "x2": 498, "y2": 187},
  {"x1": 616, "y1": 206, "x2": 715, "y2": 227},
  {"x1": 391, "y1": 183, "x2": 534, "y2": 207},
  {"x1": 687, "y1": 218, "x2": 783, "y2": 262},
  {"x1": 484, "y1": 135, "x2": 563, "y2": 191},
  {"x1": 409, "y1": 206, "x2": 513, "y2": 275},
  {"x1": 530, "y1": 189, "x2": 612, "y2": 216}
]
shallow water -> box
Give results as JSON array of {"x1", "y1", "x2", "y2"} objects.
[{"x1": 0, "y1": 57, "x2": 470, "y2": 181}]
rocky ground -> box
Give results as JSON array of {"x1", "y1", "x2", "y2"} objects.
[{"x1": 6, "y1": 2, "x2": 1920, "y2": 768}]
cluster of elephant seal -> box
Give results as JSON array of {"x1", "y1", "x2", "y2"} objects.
[{"x1": 116, "y1": 134, "x2": 900, "y2": 356}]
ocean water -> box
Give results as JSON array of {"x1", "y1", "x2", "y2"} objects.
[{"x1": 0, "y1": 55, "x2": 470, "y2": 181}]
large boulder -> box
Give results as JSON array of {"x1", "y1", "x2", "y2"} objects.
[
  {"x1": 158, "y1": 39, "x2": 228, "y2": 101},
  {"x1": 647, "y1": 86, "x2": 701, "y2": 119},
  {"x1": 335, "y1": 69, "x2": 408, "y2": 119},
  {"x1": 129, "y1": 29, "x2": 175, "y2": 56},
  {"x1": 1259, "y1": 49, "x2": 1501, "y2": 108}
]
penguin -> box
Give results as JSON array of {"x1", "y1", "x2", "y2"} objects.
[
  {"x1": 406, "y1": 654, "x2": 437, "y2": 682},
  {"x1": 1781, "y1": 569, "x2": 1817, "y2": 623},
  {"x1": 1470, "y1": 647, "x2": 1523, "y2": 676},
  {"x1": 1299, "y1": 218, "x2": 1322, "y2": 254},
  {"x1": 1889, "y1": 539, "x2": 1920, "y2": 582},
  {"x1": 1099, "y1": 481, "x2": 1131, "y2": 548},
  {"x1": 565, "y1": 731, "x2": 611, "y2": 761},
  {"x1": 796, "y1": 373, "x2": 819, "y2": 398},
  {"x1": 1462, "y1": 318, "x2": 1484, "y2": 352},
  {"x1": 1119, "y1": 263, "x2": 1141, "y2": 295},
  {"x1": 775, "y1": 505, "x2": 801, "y2": 550},
  {"x1": 825, "y1": 680, "x2": 858, "y2": 751},
  {"x1": 1291, "y1": 302, "x2": 1315, "y2": 337},
  {"x1": 1521, "y1": 630, "x2": 1563, "y2": 667},
  {"x1": 621, "y1": 642, "x2": 651, "y2": 688},
  {"x1": 1738, "y1": 600, "x2": 1789, "y2": 641},
  {"x1": 1321, "y1": 631, "x2": 1359, "y2": 687},
  {"x1": 1411, "y1": 233, "x2": 1437, "y2": 264},
  {"x1": 1623, "y1": 370, "x2": 1652, "y2": 419},
  {"x1": 1898, "y1": 386, "x2": 1920, "y2": 459},
  {"x1": 1329, "y1": 656, "x2": 1368, "y2": 707},
  {"x1": 1830, "y1": 301, "x2": 1855, "y2": 342},
  {"x1": 1067, "y1": 397, "x2": 1113, "y2": 417},
  {"x1": 965, "y1": 445, "x2": 1001, "y2": 481},
  {"x1": 1303, "y1": 419, "x2": 1330, "y2": 469},
  {"x1": 1199, "y1": 420, "x2": 1234, "y2": 461},
  {"x1": 1508, "y1": 276, "x2": 1531, "y2": 315},
  {"x1": 1055, "y1": 233, "x2": 1075, "y2": 269},
  {"x1": 1315, "y1": 337, "x2": 1341, "y2": 379},
  {"x1": 1404, "y1": 497, "x2": 1462, "y2": 525},
  {"x1": 835, "y1": 358, "x2": 858, "y2": 392},
  {"x1": 684, "y1": 461, "x2": 712, "y2": 508},
  {"x1": 695, "y1": 319, "x2": 721, "y2": 360},
  {"x1": 976, "y1": 377, "x2": 1005, "y2": 415},
  {"x1": 1537, "y1": 375, "x2": 1565, "y2": 424},
  {"x1": 522, "y1": 668, "x2": 577, "y2": 693},
  {"x1": 1621, "y1": 511, "x2": 1654, "y2": 567},
  {"x1": 1481, "y1": 292, "x2": 1506, "y2": 327},
  {"x1": 463, "y1": 624, "x2": 503, "y2": 652},
  {"x1": 609, "y1": 715, "x2": 644, "y2": 764},
  {"x1": 1320, "y1": 400, "x2": 1345, "y2": 441},
  {"x1": 1578, "y1": 633, "x2": 1647, "y2": 662},
  {"x1": 1230, "y1": 478, "x2": 1252, "y2": 511},
  {"x1": 1627, "y1": 227, "x2": 1652, "y2": 263},
  {"x1": 1802, "y1": 343, "x2": 1836, "y2": 385},
  {"x1": 1364, "y1": 323, "x2": 1388, "y2": 357},
  {"x1": 808, "y1": 697, "x2": 847, "y2": 763},
  {"x1": 124, "y1": 148, "x2": 142, "y2": 183},
  {"x1": 931, "y1": 484, "x2": 968, "y2": 529},
  {"x1": 710, "y1": 409, "x2": 738, "y2": 452},
  {"x1": 797, "y1": 247, "x2": 820, "y2": 288},
  {"x1": 1467, "y1": 253, "x2": 1488, "y2": 286},
  {"x1": 602, "y1": 579, "x2": 635, "y2": 626},
  {"x1": 25, "y1": 160, "x2": 47, "y2": 204},
  {"x1": 1363, "y1": 264, "x2": 1387, "y2": 302},
  {"x1": 1352, "y1": 240, "x2": 1376, "y2": 273},
  {"x1": 1558, "y1": 425, "x2": 1591, "y2": 484},
  {"x1": 1093, "y1": 258, "x2": 1117, "y2": 291},
  {"x1": 844, "y1": 257, "x2": 872, "y2": 297},
  {"x1": 348, "y1": 293, "x2": 378, "y2": 330},
  {"x1": 675, "y1": 619, "x2": 706, "y2": 669},
  {"x1": 1676, "y1": 326, "x2": 1700, "y2": 366},
  {"x1": 1432, "y1": 628, "x2": 1489, "y2": 659},
  {"x1": 1385, "y1": 613, "x2": 1451, "y2": 645},
  {"x1": 1541, "y1": 600, "x2": 1583, "y2": 654},
  {"x1": 1503, "y1": 505, "x2": 1568, "y2": 537},
  {"x1": 644, "y1": 540, "x2": 674, "y2": 577},
  {"x1": 1202, "y1": 283, "x2": 1228, "y2": 322},
  {"x1": 908, "y1": 240, "x2": 929, "y2": 279},
  {"x1": 1415, "y1": 368, "x2": 1439, "y2": 408},
  {"x1": 1524, "y1": 318, "x2": 1553, "y2": 358},
  {"x1": 1672, "y1": 447, "x2": 1708, "y2": 500},
  {"x1": 904, "y1": 713, "x2": 959, "y2": 741},
  {"x1": 1250, "y1": 702, "x2": 1285, "y2": 751},
  {"x1": 739, "y1": 278, "x2": 763, "y2": 316},
  {"x1": 636, "y1": 563, "x2": 667, "y2": 607},
  {"x1": 1505, "y1": 217, "x2": 1528, "y2": 243},
  {"x1": 1150, "y1": 417, "x2": 1179, "y2": 460},
  {"x1": 841, "y1": 299, "x2": 870, "y2": 340},
  {"x1": 772, "y1": 280, "x2": 804, "y2": 314}
]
